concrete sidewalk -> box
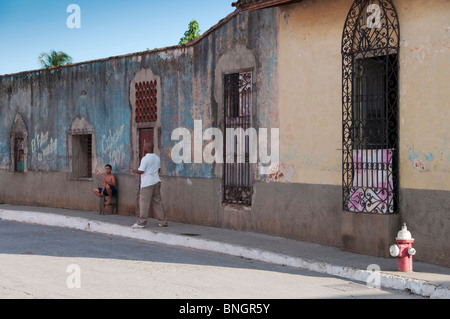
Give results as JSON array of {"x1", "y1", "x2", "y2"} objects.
[{"x1": 1, "y1": 204, "x2": 449, "y2": 299}]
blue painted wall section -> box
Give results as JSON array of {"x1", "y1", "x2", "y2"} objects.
[
  {"x1": 0, "y1": 61, "x2": 133, "y2": 174},
  {"x1": 0, "y1": 8, "x2": 279, "y2": 179}
]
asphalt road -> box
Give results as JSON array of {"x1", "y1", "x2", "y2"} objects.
[{"x1": 0, "y1": 220, "x2": 423, "y2": 301}]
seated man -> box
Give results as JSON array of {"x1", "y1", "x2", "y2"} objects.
[{"x1": 93, "y1": 164, "x2": 118, "y2": 205}]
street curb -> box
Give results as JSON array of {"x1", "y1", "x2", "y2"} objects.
[{"x1": 1, "y1": 208, "x2": 449, "y2": 299}]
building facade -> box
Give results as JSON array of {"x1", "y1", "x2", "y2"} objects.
[{"x1": 1, "y1": 0, "x2": 449, "y2": 266}]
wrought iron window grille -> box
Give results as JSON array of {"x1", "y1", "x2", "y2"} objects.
[
  {"x1": 223, "y1": 71, "x2": 253, "y2": 206},
  {"x1": 13, "y1": 136, "x2": 25, "y2": 172},
  {"x1": 342, "y1": 0, "x2": 400, "y2": 214}
]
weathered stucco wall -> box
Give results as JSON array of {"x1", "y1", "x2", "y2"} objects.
[
  {"x1": 278, "y1": 0, "x2": 346, "y2": 186},
  {"x1": 0, "y1": 9, "x2": 281, "y2": 214},
  {"x1": 396, "y1": 0, "x2": 450, "y2": 267},
  {"x1": 1, "y1": 1, "x2": 449, "y2": 267},
  {"x1": 279, "y1": 0, "x2": 450, "y2": 189},
  {"x1": 397, "y1": 0, "x2": 450, "y2": 191},
  {"x1": 0, "y1": 59, "x2": 135, "y2": 174},
  {"x1": 277, "y1": 0, "x2": 450, "y2": 266},
  {"x1": 0, "y1": 57, "x2": 140, "y2": 212}
]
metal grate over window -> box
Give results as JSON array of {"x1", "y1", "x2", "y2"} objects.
[
  {"x1": 223, "y1": 72, "x2": 253, "y2": 206},
  {"x1": 135, "y1": 81, "x2": 158, "y2": 123},
  {"x1": 14, "y1": 136, "x2": 25, "y2": 172},
  {"x1": 71, "y1": 134, "x2": 92, "y2": 179},
  {"x1": 342, "y1": 0, "x2": 400, "y2": 214}
]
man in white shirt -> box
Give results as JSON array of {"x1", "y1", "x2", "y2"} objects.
[{"x1": 132, "y1": 142, "x2": 168, "y2": 228}]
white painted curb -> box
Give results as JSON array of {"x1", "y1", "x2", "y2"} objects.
[{"x1": 1, "y1": 208, "x2": 449, "y2": 299}]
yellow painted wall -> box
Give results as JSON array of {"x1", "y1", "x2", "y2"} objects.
[
  {"x1": 278, "y1": 0, "x2": 450, "y2": 191},
  {"x1": 278, "y1": 0, "x2": 351, "y2": 185},
  {"x1": 396, "y1": 0, "x2": 450, "y2": 190}
]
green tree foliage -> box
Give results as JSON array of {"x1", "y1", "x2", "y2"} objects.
[
  {"x1": 38, "y1": 50, "x2": 73, "y2": 68},
  {"x1": 179, "y1": 20, "x2": 201, "y2": 45}
]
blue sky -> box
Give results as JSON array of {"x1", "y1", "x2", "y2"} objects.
[{"x1": 0, "y1": 0, "x2": 235, "y2": 76}]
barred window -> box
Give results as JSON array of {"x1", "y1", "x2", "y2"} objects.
[
  {"x1": 10, "y1": 114, "x2": 28, "y2": 173},
  {"x1": 71, "y1": 134, "x2": 93, "y2": 179},
  {"x1": 135, "y1": 81, "x2": 158, "y2": 123},
  {"x1": 342, "y1": 0, "x2": 400, "y2": 214},
  {"x1": 13, "y1": 135, "x2": 25, "y2": 172},
  {"x1": 223, "y1": 71, "x2": 253, "y2": 206}
]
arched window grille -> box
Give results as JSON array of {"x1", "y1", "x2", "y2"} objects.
[
  {"x1": 341, "y1": 0, "x2": 400, "y2": 214},
  {"x1": 223, "y1": 71, "x2": 253, "y2": 206}
]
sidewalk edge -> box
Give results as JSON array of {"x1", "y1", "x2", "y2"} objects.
[{"x1": 1, "y1": 208, "x2": 448, "y2": 299}]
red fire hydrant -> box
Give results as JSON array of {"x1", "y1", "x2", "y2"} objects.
[{"x1": 389, "y1": 223, "x2": 416, "y2": 272}]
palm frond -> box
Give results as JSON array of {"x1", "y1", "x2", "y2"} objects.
[{"x1": 38, "y1": 50, "x2": 73, "y2": 68}]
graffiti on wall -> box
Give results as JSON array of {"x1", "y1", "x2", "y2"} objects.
[
  {"x1": 31, "y1": 131, "x2": 58, "y2": 162},
  {"x1": 101, "y1": 125, "x2": 125, "y2": 168},
  {"x1": 406, "y1": 144, "x2": 434, "y2": 172}
]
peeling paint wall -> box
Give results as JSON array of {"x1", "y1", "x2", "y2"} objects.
[
  {"x1": 277, "y1": 0, "x2": 450, "y2": 266},
  {"x1": 160, "y1": 10, "x2": 280, "y2": 180},
  {"x1": 0, "y1": 61, "x2": 134, "y2": 174},
  {"x1": 2, "y1": 0, "x2": 448, "y2": 266},
  {"x1": 278, "y1": 0, "x2": 450, "y2": 191},
  {"x1": 0, "y1": 8, "x2": 280, "y2": 212},
  {"x1": 279, "y1": 0, "x2": 345, "y2": 186}
]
